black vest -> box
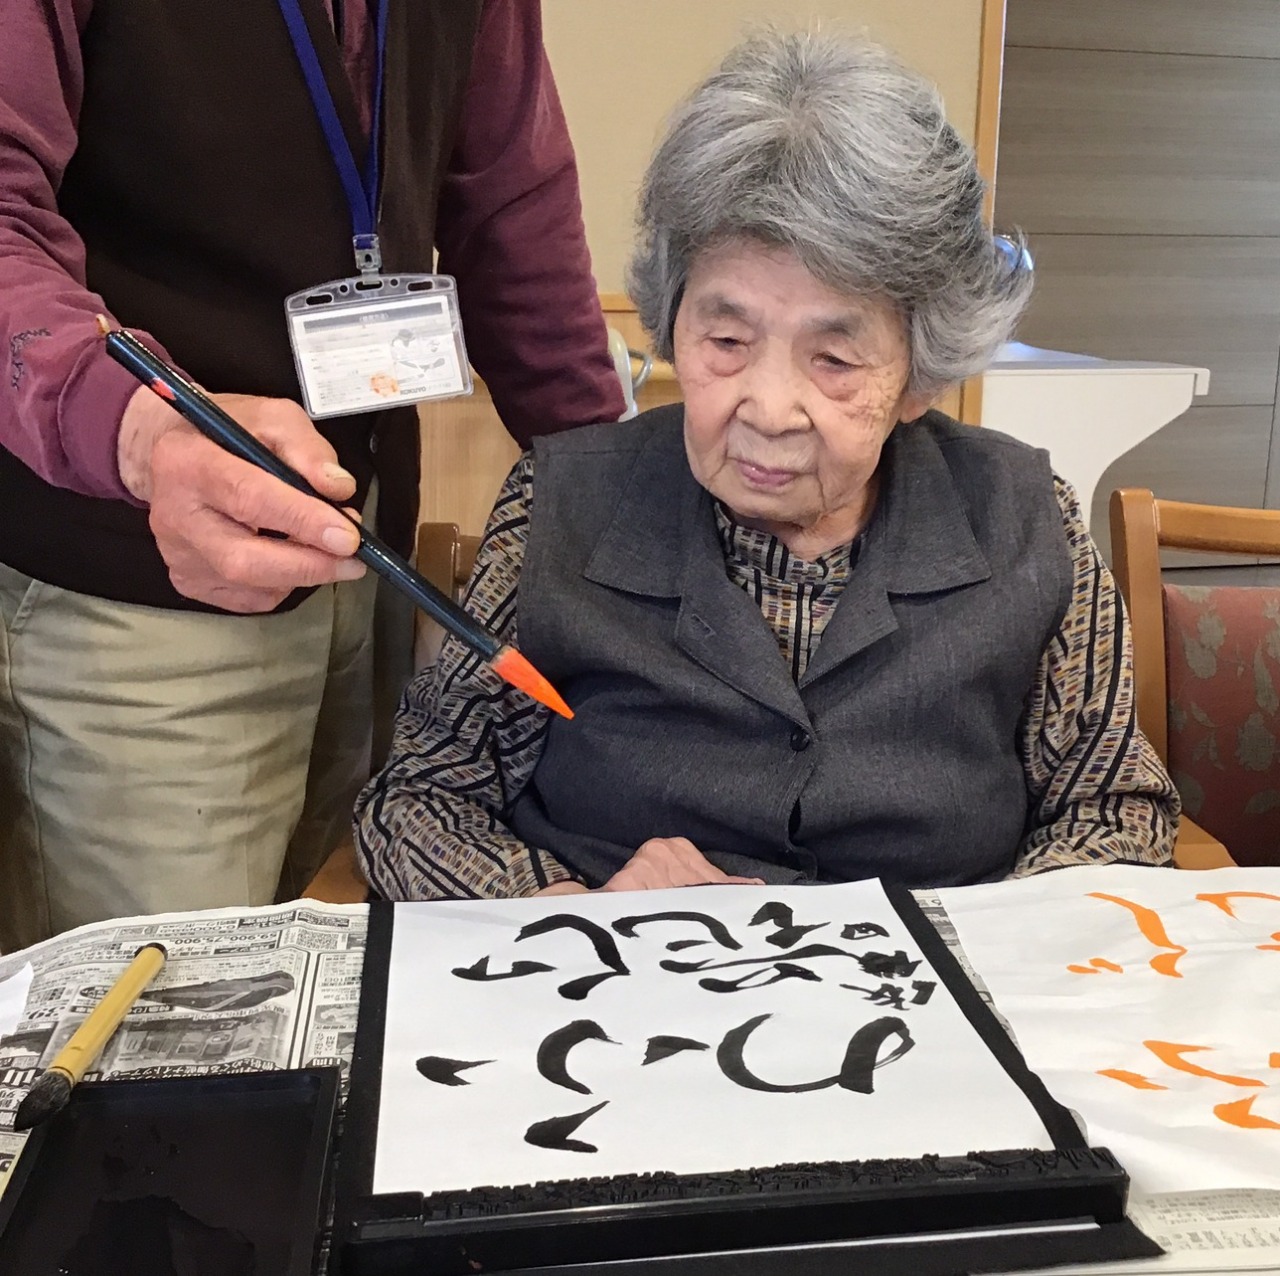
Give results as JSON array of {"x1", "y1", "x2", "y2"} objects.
[
  {"x1": 509, "y1": 407, "x2": 1073, "y2": 889},
  {"x1": 0, "y1": 0, "x2": 483, "y2": 609}
]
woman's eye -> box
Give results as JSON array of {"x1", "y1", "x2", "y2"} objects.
[
  {"x1": 710, "y1": 336, "x2": 743, "y2": 351},
  {"x1": 817, "y1": 353, "x2": 854, "y2": 371}
]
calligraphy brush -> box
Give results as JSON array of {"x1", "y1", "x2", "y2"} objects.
[
  {"x1": 98, "y1": 318, "x2": 572, "y2": 719},
  {"x1": 14, "y1": 943, "x2": 168, "y2": 1131}
]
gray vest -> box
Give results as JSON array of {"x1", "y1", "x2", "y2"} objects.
[{"x1": 509, "y1": 406, "x2": 1072, "y2": 888}]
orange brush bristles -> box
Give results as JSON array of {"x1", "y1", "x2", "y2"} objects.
[{"x1": 490, "y1": 646, "x2": 574, "y2": 720}]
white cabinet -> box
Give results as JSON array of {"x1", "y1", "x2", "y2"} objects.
[{"x1": 981, "y1": 343, "x2": 1210, "y2": 528}]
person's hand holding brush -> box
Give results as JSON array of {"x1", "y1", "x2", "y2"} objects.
[{"x1": 117, "y1": 385, "x2": 365, "y2": 613}]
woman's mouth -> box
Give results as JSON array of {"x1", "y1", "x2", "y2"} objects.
[{"x1": 735, "y1": 459, "x2": 797, "y2": 490}]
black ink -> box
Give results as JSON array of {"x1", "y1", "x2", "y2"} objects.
[
  {"x1": 749, "y1": 901, "x2": 828, "y2": 948},
  {"x1": 855, "y1": 950, "x2": 921, "y2": 979},
  {"x1": 840, "y1": 982, "x2": 907, "y2": 1010},
  {"x1": 839, "y1": 1017, "x2": 915, "y2": 1092},
  {"x1": 841, "y1": 978, "x2": 937, "y2": 1010},
  {"x1": 536, "y1": 1020, "x2": 617, "y2": 1095},
  {"x1": 717, "y1": 1013, "x2": 914, "y2": 1094},
  {"x1": 661, "y1": 942, "x2": 857, "y2": 975},
  {"x1": 700, "y1": 962, "x2": 823, "y2": 993},
  {"x1": 665, "y1": 939, "x2": 709, "y2": 952},
  {"x1": 559, "y1": 972, "x2": 619, "y2": 1000},
  {"x1": 841, "y1": 922, "x2": 890, "y2": 942},
  {"x1": 517, "y1": 915, "x2": 630, "y2": 1000},
  {"x1": 612, "y1": 911, "x2": 742, "y2": 950},
  {"x1": 415, "y1": 1056, "x2": 493, "y2": 1086},
  {"x1": 642, "y1": 1036, "x2": 709, "y2": 1065},
  {"x1": 452, "y1": 956, "x2": 555, "y2": 981},
  {"x1": 524, "y1": 1101, "x2": 609, "y2": 1154}
]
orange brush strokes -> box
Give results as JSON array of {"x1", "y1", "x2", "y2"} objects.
[
  {"x1": 1068, "y1": 957, "x2": 1124, "y2": 974},
  {"x1": 1087, "y1": 892, "x2": 1188, "y2": 977},
  {"x1": 1144, "y1": 1041, "x2": 1264, "y2": 1088},
  {"x1": 1196, "y1": 892, "x2": 1280, "y2": 950},
  {"x1": 1196, "y1": 891, "x2": 1280, "y2": 918},
  {"x1": 1214, "y1": 1096, "x2": 1280, "y2": 1130},
  {"x1": 491, "y1": 646, "x2": 574, "y2": 720},
  {"x1": 1098, "y1": 1069, "x2": 1166, "y2": 1090}
]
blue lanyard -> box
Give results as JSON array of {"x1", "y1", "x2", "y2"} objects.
[{"x1": 278, "y1": 0, "x2": 390, "y2": 274}]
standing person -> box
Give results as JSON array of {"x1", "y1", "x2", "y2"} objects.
[{"x1": 0, "y1": 0, "x2": 624, "y2": 950}]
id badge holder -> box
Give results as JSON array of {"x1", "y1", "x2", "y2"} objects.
[{"x1": 285, "y1": 272, "x2": 473, "y2": 419}]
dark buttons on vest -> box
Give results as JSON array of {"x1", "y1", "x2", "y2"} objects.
[{"x1": 790, "y1": 727, "x2": 812, "y2": 752}]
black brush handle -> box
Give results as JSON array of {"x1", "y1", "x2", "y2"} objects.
[{"x1": 105, "y1": 329, "x2": 498, "y2": 658}]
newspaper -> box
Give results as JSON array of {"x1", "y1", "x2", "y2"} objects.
[
  {"x1": 0, "y1": 894, "x2": 1274, "y2": 1276},
  {"x1": 0, "y1": 900, "x2": 367, "y2": 1202},
  {"x1": 1013, "y1": 1190, "x2": 1280, "y2": 1274}
]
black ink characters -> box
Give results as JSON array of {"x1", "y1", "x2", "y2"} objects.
[{"x1": 419, "y1": 902, "x2": 936, "y2": 1156}]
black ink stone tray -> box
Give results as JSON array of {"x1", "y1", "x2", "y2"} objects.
[
  {"x1": 0, "y1": 1067, "x2": 339, "y2": 1276},
  {"x1": 334, "y1": 903, "x2": 1160, "y2": 1275},
  {"x1": 338, "y1": 1146, "x2": 1158, "y2": 1275}
]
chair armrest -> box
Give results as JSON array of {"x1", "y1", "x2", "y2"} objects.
[
  {"x1": 302, "y1": 840, "x2": 371, "y2": 903},
  {"x1": 1172, "y1": 817, "x2": 1237, "y2": 870}
]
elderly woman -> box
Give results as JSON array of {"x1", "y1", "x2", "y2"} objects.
[{"x1": 356, "y1": 31, "x2": 1177, "y2": 899}]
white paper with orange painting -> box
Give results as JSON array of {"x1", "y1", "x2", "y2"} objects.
[{"x1": 939, "y1": 864, "x2": 1280, "y2": 1195}]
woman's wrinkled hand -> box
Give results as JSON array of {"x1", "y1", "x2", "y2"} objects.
[
  {"x1": 600, "y1": 837, "x2": 765, "y2": 891},
  {"x1": 532, "y1": 881, "x2": 591, "y2": 898}
]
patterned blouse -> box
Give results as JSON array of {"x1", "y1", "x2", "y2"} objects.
[{"x1": 355, "y1": 456, "x2": 1179, "y2": 899}]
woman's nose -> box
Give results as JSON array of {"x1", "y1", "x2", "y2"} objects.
[{"x1": 740, "y1": 354, "x2": 810, "y2": 434}]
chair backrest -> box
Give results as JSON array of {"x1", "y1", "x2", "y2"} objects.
[
  {"x1": 413, "y1": 522, "x2": 481, "y2": 671},
  {"x1": 1110, "y1": 488, "x2": 1280, "y2": 865}
]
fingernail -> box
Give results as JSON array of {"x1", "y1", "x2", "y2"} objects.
[
  {"x1": 335, "y1": 559, "x2": 366, "y2": 580},
  {"x1": 323, "y1": 463, "x2": 355, "y2": 487},
  {"x1": 322, "y1": 526, "x2": 359, "y2": 554}
]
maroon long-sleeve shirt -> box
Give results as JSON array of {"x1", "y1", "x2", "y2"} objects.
[{"x1": 0, "y1": 0, "x2": 622, "y2": 506}]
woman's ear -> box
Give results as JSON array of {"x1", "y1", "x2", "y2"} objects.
[{"x1": 897, "y1": 389, "x2": 937, "y2": 424}]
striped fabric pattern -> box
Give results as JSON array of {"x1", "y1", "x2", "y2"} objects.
[
  {"x1": 354, "y1": 459, "x2": 1176, "y2": 899},
  {"x1": 714, "y1": 504, "x2": 853, "y2": 682},
  {"x1": 1014, "y1": 479, "x2": 1179, "y2": 875}
]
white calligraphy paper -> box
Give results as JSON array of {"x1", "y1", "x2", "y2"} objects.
[
  {"x1": 374, "y1": 880, "x2": 1055, "y2": 1195},
  {"x1": 0, "y1": 963, "x2": 32, "y2": 1038},
  {"x1": 938, "y1": 864, "x2": 1280, "y2": 1195}
]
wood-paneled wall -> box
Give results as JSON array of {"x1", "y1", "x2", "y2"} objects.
[{"x1": 997, "y1": 1, "x2": 1280, "y2": 566}]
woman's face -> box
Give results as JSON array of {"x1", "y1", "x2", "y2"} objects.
[{"x1": 673, "y1": 239, "x2": 931, "y2": 557}]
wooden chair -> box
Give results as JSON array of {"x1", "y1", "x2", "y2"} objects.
[
  {"x1": 1108, "y1": 487, "x2": 1280, "y2": 868},
  {"x1": 302, "y1": 522, "x2": 478, "y2": 905},
  {"x1": 411, "y1": 522, "x2": 480, "y2": 670}
]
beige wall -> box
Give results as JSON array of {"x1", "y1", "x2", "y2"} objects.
[{"x1": 543, "y1": 0, "x2": 986, "y2": 293}]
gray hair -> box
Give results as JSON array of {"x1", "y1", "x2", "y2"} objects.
[{"x1": 627, "y1": 30, "x2": 1032, "y2": 397}]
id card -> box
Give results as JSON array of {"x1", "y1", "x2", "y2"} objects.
[{"x1": 285, "y1": 274, "x2": 473, "y2": 419}]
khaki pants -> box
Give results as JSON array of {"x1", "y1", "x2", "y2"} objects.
[{"x1": 0, "y1": 546, "x2": 403, "y2": 951}]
